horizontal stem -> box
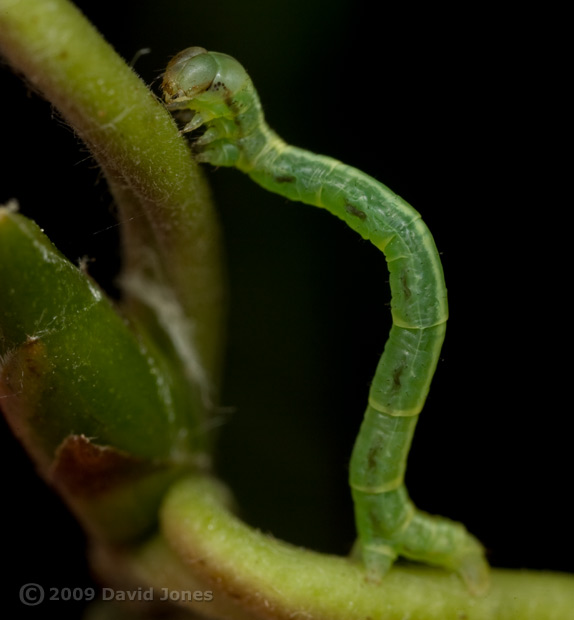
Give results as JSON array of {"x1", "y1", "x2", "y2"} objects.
[{"x1": 102, "y1": 475, "x2": 574, "y2": 620}]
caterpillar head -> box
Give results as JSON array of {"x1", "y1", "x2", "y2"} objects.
[
  {"x1": 162, "y1": 47, "x2": 253, "y2": 166},
  {"x1": 162, "y1": 47, "x2": 250, "y2": 117}
]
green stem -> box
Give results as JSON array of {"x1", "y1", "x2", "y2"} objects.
[
  {"x1": 0, "y1": 0, "x2": 225, "y2": 400},
  {"x1": 147, "y1": 475, "x2": 573, "y2": 620}
]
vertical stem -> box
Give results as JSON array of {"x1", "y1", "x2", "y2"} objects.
[{"x1": 0, "y1": 0, "x2": 226, "y2": 398}]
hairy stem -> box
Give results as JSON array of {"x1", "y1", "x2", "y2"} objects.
[
  {"x1": 0, "y1": 0, "x2": 225, "y2": 399},
  {"x1": 93, "y1": 474, "x2": 574, "y2": 620}
]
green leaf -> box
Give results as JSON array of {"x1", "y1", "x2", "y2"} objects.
[{"x1": 0, "y1": 207, "x2": 200, "y2": 541}]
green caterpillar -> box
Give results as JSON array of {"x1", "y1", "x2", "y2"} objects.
[{"x1": 162, "y1": 47, "x2": 489, "y2": 594}]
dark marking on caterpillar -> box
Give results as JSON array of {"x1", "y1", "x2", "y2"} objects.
[
  {"x1": 345, "y1": 201, "x2": 367, "y2": 220},
  {"x1": 392, "y1": 362, "x2": 405, "y2": 391},
  {"x1": 400, "y1": 271, "x2": 412, "y2": 300},
  {"x1": 367, "y1": 440, "x2": 382, "y2": 472}
]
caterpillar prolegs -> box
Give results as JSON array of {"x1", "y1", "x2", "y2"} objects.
[{"x1": 162, "y1": 47, "x2": 489, "y2": 594}]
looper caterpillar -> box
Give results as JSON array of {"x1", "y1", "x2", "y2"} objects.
[{"x1": 161, "y1": 47, "x2": 489, "y2": 594}]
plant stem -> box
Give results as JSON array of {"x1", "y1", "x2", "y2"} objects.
[
  {"x1": 0, "y1": 0, "x2": 225, "y2": 402},
  {"x1": 157, "y1": 476, "x2": 574, "y2": 620},
  {"x1": 94, "y1": 475, "x2": 574, "y2": 620}
]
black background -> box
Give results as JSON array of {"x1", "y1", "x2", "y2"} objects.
[{"x1": 1, "y1": 1, "x2": 570, "y2": 618}]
